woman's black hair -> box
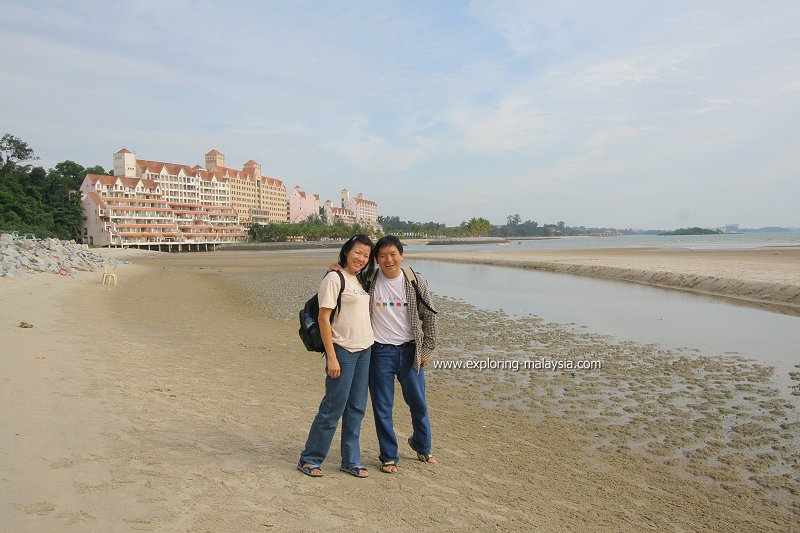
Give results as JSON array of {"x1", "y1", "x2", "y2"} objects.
[{"x1": 338, "y1": 234, "x2": 375, "y2": 282}]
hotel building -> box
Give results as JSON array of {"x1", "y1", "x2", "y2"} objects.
[
  {"x1": 323, "y1": 199, "x2": 357, "y2": 226},
  {"x1": 80, "y1": 148, "x2": 381, "y2": 247},
  {"x1": 320, "y1": 189, "x2": 380, "y2": 230},
  {"x1": 80, "y1": 173, "x2": 246, "y2": 248},
  {"x1": 203, "y1": 150, "x2": 288, "y2": 225},
  {"x1": 289, "y1": 186, "x2": 321, "y2": 223}
]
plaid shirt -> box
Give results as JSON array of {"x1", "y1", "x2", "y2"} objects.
[{"x1": 368, "y1": 269, "x2": 438, "y2": 371}]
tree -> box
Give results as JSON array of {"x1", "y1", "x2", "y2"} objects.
[
  {"x1": 0, "y1": 137, "x2": 86, "y2": 240},
  {"x1": 507, "y1": 213, "x2": 521, "y2": 226},
  {"x1": 53, "y1": 160, "x2": 86, "y2": 190},
  {"x1": 0, "y1": 133, "x2": 38, "y2": 168},
  {"x1": 461, "y1": 217, "x2": 493, "y2": 236}
]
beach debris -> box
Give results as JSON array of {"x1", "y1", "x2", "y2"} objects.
[{"x1": 18, "y1": 321, "x2": 33, "y2": 328}]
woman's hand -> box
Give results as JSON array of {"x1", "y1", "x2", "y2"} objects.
[
  {"x1": 318, "y1": 307, "x2": 338, "y2": 377},
  {"x1": 327, "y1": 353, "x2": 341, "y2": 378},
  {"x1": 328, "y1": 263, "x2": 342, "y2": 272}
]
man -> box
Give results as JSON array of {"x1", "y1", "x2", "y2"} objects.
[{"x1": 367, "y1": 235, "x2": 438, "y2": 474}]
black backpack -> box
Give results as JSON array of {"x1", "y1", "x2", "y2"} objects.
[{"x1": 299, "y1": 271, "x2": 345, "y2": 352}]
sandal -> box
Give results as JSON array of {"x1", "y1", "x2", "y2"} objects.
[
  {"x1": 297, "y1": 460, "x2": 323, "y2": 477},
  {"x1": 340, "y1": 464, "x2": 369, "y2": 478},
  {"x1": 380, "y1": 460, "x2": 398, "y2": 474},
  {"x1": 408, "y1": 437, "x2": 437, "y2": 464}
]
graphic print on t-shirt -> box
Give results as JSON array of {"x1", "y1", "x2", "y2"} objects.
[{"x1": 374, "y1": 296, "x2": 408, "y2": 311}]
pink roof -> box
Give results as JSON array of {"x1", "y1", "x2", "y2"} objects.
[
  {"x1": 118, "y1": 177, "x2": 158, "y2": 189},
  {"x1": 87, "y1": 174, "x2": 118, "y2": 186},
  {"x1": 137, "y1": 159, "x2": 197, "y2": 177},
  {"x1": 261, "y1": 176, "x2": 284, "y2": 187},
  {"x1": 116, "y1": 148, "x2": 132, "y2": 154},
  {"x1": 86, "y1": 192, "x2": 108, "y2": 209},
  {"x1": 206, "y1": 149, "x2": 223, "y2": 155}
]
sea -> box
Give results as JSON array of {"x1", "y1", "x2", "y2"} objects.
[{"x1": 404, "y1": 230, "x2": 800, "y2": 253}]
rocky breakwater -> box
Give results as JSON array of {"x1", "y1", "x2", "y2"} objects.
[{"x1": 0, "y1": 233, "x2": 117, "y2": 278}]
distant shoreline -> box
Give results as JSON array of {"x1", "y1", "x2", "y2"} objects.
[
  {"x1": 218, "y1": 241, "x2": 344, "y2": 251},
  {"x1": 216, "y1": 235, "x2": 564, "y2": 250}
]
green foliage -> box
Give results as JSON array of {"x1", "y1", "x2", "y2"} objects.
[
  {"x1": 249, "y1": 219, "x2": 377, "y2": 242},
  {"x1": 0, "y1": 133, "x2": 38, "y2": 168},
  {"x1": 490, "y1": 214, "x2": 578, "y2": 237},
  {"x1": 0, "y1": 135, "x2": 105, "y2": 240},
  {"x1": 659, "y1": 227, "x2": 722, "y2": 235},
  {"x1": 377, "y1": 215, "x2": 446, "y2": 236},
  {"x1": 459, "y1": 217, "x2": 493, "y2": 236}
]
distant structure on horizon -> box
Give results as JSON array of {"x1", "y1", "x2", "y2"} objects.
[
  {"x1": 79, "y1": 148, "x2": 381, "y2": 248},
  {"x1": 722, "y1": 224, "x2": 741, "y2": 234}
]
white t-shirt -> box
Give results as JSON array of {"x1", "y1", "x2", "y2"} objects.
[
  {"x1": 372, "y1": 270, "x2": 414, "y2": 345},
  {"x1": 318, "y1": 270, "x2": 374, "y2": 352}
]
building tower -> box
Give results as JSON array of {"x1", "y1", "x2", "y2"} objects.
[
  {"x1": 243, "y1": 160, "x2": 261, "y2": 178},
  {"x1": 205, "y1": 149, "x2": 225, "y2": 171},
  {"x1": 113, "y1": 148, "x2": 137, "y2": 177}
]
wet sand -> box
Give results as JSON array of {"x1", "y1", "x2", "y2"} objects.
[{"x1": 1, "y1": 249, "x2": 798, "y2": 531}]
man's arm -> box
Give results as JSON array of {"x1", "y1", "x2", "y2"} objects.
[{"x1": 416, "y1": 276, "x2": 437, "y2": 364}]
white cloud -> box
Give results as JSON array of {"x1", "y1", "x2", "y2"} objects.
[
  {"x1": 446, "y1": 95, "x2": 559, "y2": 153},
  {"x1": 321, "y1": 118, "x2": 440, "y2": 176}
]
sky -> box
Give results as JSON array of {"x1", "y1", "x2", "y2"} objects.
[{"x1": 2, "y1": 0, "x2": 799, "y2": 229}]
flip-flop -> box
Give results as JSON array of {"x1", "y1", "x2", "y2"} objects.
[
  {"x1": 380, "y1": 460, "x2": 398, "y2": 474},
  {"x1": 339, "y1": 464, "x2": 369, "y2": 478},
  {"x1": 297, "y1": 460, "x2": 323, "y2": 477},
  {"x1": 408, "y1": 437, "x2": 437, "y2": 463}
]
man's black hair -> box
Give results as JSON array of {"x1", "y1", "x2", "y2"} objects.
[{"x1": 374, "y1": 235, "x2": 403, "y2": 256}]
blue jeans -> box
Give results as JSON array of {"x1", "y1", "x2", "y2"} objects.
[
  {"x1": 369, "y1": 342, "x2": 431, "y2": 463},
  {"x1": 300, "y1": 345, "x2": 371, "y2": 468}
]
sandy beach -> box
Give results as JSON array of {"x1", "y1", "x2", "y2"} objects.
[{"x1": 1, "y1": 248, "x2": 798, "y2": 531}]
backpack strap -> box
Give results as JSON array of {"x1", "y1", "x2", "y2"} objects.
[
  {"x1": 333, "y1": 270, "x2": 345, "y2": 319},
  {"x1": 402, "y1": 267, "x2": 437, "y2": 315}
]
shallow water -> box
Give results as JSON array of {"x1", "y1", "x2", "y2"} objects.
[
  {"x1": 409, "y1": 259, "x2": 800, "y2": 395},
  {"x1": 406, "y1": 230, "x2": 800, "y2": 253}
]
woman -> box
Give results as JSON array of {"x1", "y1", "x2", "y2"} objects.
[{"x1": 298, "y1": 235, "x2": 375, "y2": 478}]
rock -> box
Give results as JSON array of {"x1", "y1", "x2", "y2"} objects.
[
  {"x1": 0, "y1": 233, "x2": 13, "y2": 243},
  {"x1": 0, "y1": 237, "x2": 116, "y2": 278}
]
